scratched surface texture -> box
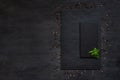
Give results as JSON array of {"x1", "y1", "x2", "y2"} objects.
[{"x1": 0, "y1": 0, "x2": 120, "y2": 80}]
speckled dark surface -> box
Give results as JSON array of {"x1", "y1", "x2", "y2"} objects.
[{"x1": 0, "y1": 0, "x2": 120, "y2": 80}]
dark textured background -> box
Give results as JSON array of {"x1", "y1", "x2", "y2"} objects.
[{"x1": 0, "y1": 0, "x2": 120, "y2": 80}]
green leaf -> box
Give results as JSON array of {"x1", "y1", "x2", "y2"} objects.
[{"x1": 88, "y1": 48, "x2": 100, "y2": 59}]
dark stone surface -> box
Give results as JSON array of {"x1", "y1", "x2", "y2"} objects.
[{"x1": 0, "y1": 0, "x2": 120, "y2": 80}]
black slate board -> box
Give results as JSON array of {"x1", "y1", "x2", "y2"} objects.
[
  {"x1": 61, "y1": 8, "x2": 104, "y2": 70},
  {"x1": 80, "y1": 23, "x2": 99, "y2": 58}
]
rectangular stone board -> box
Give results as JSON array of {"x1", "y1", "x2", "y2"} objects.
[{"x1": 61, "y1": 8, "x2": 104, "y2": 70}]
